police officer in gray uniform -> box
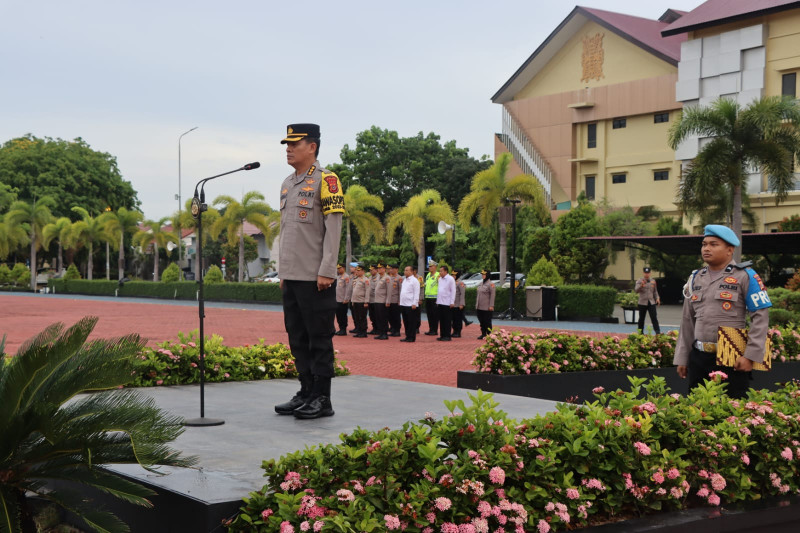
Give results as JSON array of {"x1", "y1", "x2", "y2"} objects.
[
  {"x1": 386, "y1": 263, "x2": 402, "y2": 336},
  {"x1": 274, "y1": 123, "x2": 344, "y2": 419},
  {"x1": 334, "y1": 263, "x2": 350, "y2": 336},
  {"x1": 350, "y1": 264, "x2": 370, "y2": 337},
  {"x1": 635, "y1": 267, "x2": 661, "y2": 334},
  {"x1": 674, "y1": 225, "x2": 772, "y2": 399}
]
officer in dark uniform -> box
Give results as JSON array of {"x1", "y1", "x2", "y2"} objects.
[
  {"x1": 674, "y1": 225, "x2": 772, "y2": 399},
  {"x1": 274, "y1": 123, "x2": 344, "y2": 419}
]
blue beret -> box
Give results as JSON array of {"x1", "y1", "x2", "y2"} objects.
[{"x1": 704, "y1": 224, "x2": 740, "y2": 247}]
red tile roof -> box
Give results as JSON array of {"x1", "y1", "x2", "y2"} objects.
[
  {"x1": 662, "y1": 0, "x2": 800, "y2": 36},
  {"x1": 581, "y1": 7, "x2": 686, "y2": 62}
]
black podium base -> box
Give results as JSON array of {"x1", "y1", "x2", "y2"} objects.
[{"x1": 184, "y1": 417, "x2": 225, "y2": 427}]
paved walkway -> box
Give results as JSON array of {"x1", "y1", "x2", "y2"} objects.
[{"x1": 0, "y1": 293, "x2": 681, "y2": 387}]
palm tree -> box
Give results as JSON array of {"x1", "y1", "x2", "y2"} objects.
[
  {"x1": 133, "y1": 217, "x2": 176, "y2": 282},
  {"x1": 457, "y1": 153, "x2": 549, "y2": 283},
  {"x1": 174, "y1": 199, "x2": 220, "y2": 279},
  {"x1": 5, "y1": 197, "x2": 55, "y2": 290},
  {"x1": 343, "y1": 184, "x2": 384, "y2": 267},
  {"x1": 0, "y1": 214, "x2": 29, "y2": 261},
  {"x1": 669, "y1": 96, "x2": 800, "y2": 261},
  {"x1": 385, "y1": 189, "x2": 454, "y2": 275},
  {"x1": 100, "y1": 207, "x2": 143, "y2": 280},
  {"x1": 210, "y1": 191, "x2": 274, "y2": 282},
  {"x1": 0, "y1": 317, "x2": 196, "y2": 533},
  {"x1": 42, "y1": 217, "x2": 74, "y2": 274},
  {"x1": 69, "y1": 207, "x2": 110, "y2": 281}
]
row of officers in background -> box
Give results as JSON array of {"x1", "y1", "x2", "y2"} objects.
[{"x1": 334, "y1": 261, "x2": 497, "y2": 342}]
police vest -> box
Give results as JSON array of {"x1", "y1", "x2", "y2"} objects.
[{"x1": 425, "y1": 272, "x2": 439, "y2": 298}]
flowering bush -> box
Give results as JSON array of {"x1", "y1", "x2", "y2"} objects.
[
  {"x1": 227, "y1": 377, "x2": 800, "y2": 532},
  {"x1": 472, "y1": 325, "x2": 800, "y2": 375},
  {"x1": 132, "y1": 330, "x2": 349, "y2": 387}
]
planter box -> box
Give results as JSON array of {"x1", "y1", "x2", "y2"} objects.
[
  {"x1": 622, "y1": 306, "x2": 640, "y2": 324},
  {"x1": 457, "y1": 361, "x2": 800, "y2": 404}
]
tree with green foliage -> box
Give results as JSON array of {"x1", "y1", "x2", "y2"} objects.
[
  {"x1": 526, "y1": 256, "x2": 564, "y2": 286},
  {"x1": 99, "y1": 207, "x2": 143, "y2": 280},
  {"x1": 210, "y1": 191, "x2": 274, "y2": 282},
  {"x1": 0, "y1": 182, "x2": 16, "y2": 212},
  {"x1": 68, "y1": 207, "x2": 109, "y2": 281},
  {"x1": 599, "y1": 205, "x2": 654, "y2": 284},
  {"x1": 0, "y1": 263, "x2": 10, "y2": 285},
  {"x1": 644, "y1": 217, "x2": 702, "y2": 288},
  {"x1": 0, "y1": 214, "x2": 28, "y2": 260},
  {"x1": 342, "y1": 184, "x2": 384, "y2": 267},
  {"x1": 42, "y1": 217, "x2": 74, "y2": 273},
  {"x1": 5, "y1": 197, "x2": 54, "y2": 289},
  {"x1": 0, "y1": 317, "x2": 196, "y2": 533},
  {"x1": 204, "y1": 264, "x2": 224, "y2": 284},
  {"x1": 0, "y1": 135, "x2": 140, "y2": 218},
  {"x1": 457, "y1": 153, "x2": 549, "y2": 284},
  {"x1": 550, "y1": 195, "x2": 608, "y2": 283},
  {"x1": 161, "y1": 262, "x2": 180, "y2": 283},
  {"x1": 385, "y1": 190, "x2": 454, "y2": 275},
  {"x1": 173, "y1": 199, "x2": 221, "y2": 279},
  {"x1": 339, "y1": 126, "x2": 491, "y2": 214},
  {"x1": 64, "y1": 263, "x2": 81, "y2": 280},
  {"x1": 133, "y1": 217, "x2": 176, "y2": 282},
  {"x1": 778, "y1": 214, "x2": 800, "y2": 232},
  {"x1": 669, "y1": 96, "x2": 800, "y2": 262}
]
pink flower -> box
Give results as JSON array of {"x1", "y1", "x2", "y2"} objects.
[
  {"x1": 336, "y1": 489, "x2": 355, "y2": 502},
  {"x1": 280, "y1": 522, "x2": 294, "y2": 533},
  {"x1": 313, "y1": 523, "x2": 324, "y2": 532},
  {"x1": 710, "y1": 473, "x2": 726, "y2": 492},
  {"x1": 697, "y1": 486, "x2": 709, "y2": 498},
  {"x1": 633, "y1": 442, "x2": 651, "y2": 456},
  {"x1": 667, "y1": 468, "x2": 680, "y2": 480},
  {"x1": 477, "y1": 500, "x2": 492, "y2": 517},
  {"x1": 741, "y1": 453, "x2": 750, "y2": 465},
  {"x1": 472, "y1": 518, "x2": 489, "y2": 533},
  {"x1": 592, "y1": 386, "x2": 604, "y2": 394},
  {"x1": 441, "y1": 523, "x2": 459, "y2": 533},
  {"x1": 653, "y1": 471, "x2": 665, "y2": 484},
  {"x1": 537, "y1": 520, "x2": 551, "y2": 533},
  {"x1": 708, "y1": 493, "x2": 721, "y2": 506},
  {"x1": 566, "y1": 488, "x2": 580, "y2": 500},
  {"x1": 261, "y1": 509, "x2": 273, "y2": 520},
  {"x1": 489, "y1": 466, "x2": 506, "y2": 485},
  {"x1": 435, "y1": 497, "x2": 452, "y2": 511},
  {"x1": 781, "y1": 447, "x2": 793, "y2": 461},
  {"x1": 458, "y1": 525, "x2": 476, "y2": 533},
  {"x1": 300, "y1": 521, "x2": 310, "y2": 532},
  {"x1": 384, "y1": 514, "x2": 401, "y2": 530},
  {"x1": 708, "y1": 370, "x2": 728, "y2": 380},
  {"x1": 156, "y1": 379, "x2": 163, "y2": 385}
]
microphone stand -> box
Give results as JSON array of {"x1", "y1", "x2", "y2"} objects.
[{"x1": 184, "y1": 163, "x2": 259, "y2": 427}]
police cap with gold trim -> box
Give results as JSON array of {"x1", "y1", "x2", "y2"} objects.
[{"x1": 280, "y1": 123, "x2": 320, "y2": 144}]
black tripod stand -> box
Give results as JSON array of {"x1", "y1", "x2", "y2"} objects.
[{"x1": 498, "y1": 198, "x2": 524, "y2": 320}]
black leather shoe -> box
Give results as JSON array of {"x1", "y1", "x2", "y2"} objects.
[
  {"x1": 452, "y1": 333, "x2": 461, "y2": 338},
  {"x1": 389, "y1": 332, "x2": 401, "y2": 337},
  {"x1": 464, "y1": 320, "x2": 473, "y2": 326},
  {"x1": 367, "y1": 329, "x2": 376, "y2": 335},
  {"x1": 437, "y1": 337, "x2": 451, "y2": 341},
  {"x1": 275, "y1": 394, "x2": 308, "y2": 415},
  {"x1": 354, "y1": 333, "x2": 367, "y2": 338},
  {"x1": 424, "y1": 331, "x2": 437, "y2": 336},
  {"x1": 349, "y1": 328, "x2": 357, "y2": 333},
  {"x1": 293, "y1": 396, "x2": 334, "y2": 419},
  {"x1": 334, "y1": 330, "x2": 347, "y2": 336},
  {"x1": 477, "y1": 335, "x2": 485, "y2": 340},
  {"x1": 375, "y1": 334, "x2": 389, "y2": 340},
  {"x1": 400, "y1": 338, "x2": 415, "y2": 342}
]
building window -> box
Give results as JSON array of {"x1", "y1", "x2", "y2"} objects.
[
  {"x1": 654, "y1": 170, "x2": 669, "y2": 181},
  {"x1": 612, "y1": 173, "x2": 627, "y2": 184},
  {"x1": 612, "y1": 118, "x2": 627, "y2": 129},
  {"x1": 587, "y1": 123, "x2": 597, "y2": 148},
  {"x1": 654, "y1": 112, "x2": 669, "y2": 123},
  {"x1": 782, "y1": 72, "x2": 796, "y2": 98},
  {"x1": 585, "y1": 176, "x2": 595, "y2": 200}
]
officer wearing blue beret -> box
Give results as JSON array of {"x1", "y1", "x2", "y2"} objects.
[{"x1": 673, "y1": 225, "x2": 772, "y2": 398}]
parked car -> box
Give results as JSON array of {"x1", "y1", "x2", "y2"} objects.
[
  {"x1": 254, "y1": 272, "x2": 280, "y2": 283},
  {"x1": 461, "y1": 272, "x2": 484, "y2": 288},
  {"x1": 501, "y1": 273, "x2": 526, "y2": 289}
]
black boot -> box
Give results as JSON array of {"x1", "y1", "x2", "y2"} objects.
[
  {"x1": 275, "y1": 374, "x2": 312, "y2": 415},
  {"x1": 294, "y1": 376, "x2": 334, "y2": 419}
]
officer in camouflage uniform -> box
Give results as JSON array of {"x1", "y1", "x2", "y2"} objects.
[
  {"x1": 674, "y1": 225, "x2": 772, "y2": 399},
  {"x1": 274, "y1": 123, "x2": 344, "y2": 419}
]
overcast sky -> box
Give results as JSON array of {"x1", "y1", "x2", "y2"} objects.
[{"x1": 0, "y1": 0, "x2": 704, "y2": 220}]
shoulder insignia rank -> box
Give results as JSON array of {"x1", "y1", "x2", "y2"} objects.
[
  {"x1": 724, "y1": 265, "x2": 734, "y2": 272},
  {"x1": 301, "y1": 186, "x2": 314, "y2": 192},
  {"x1": 306, "y1": 165, "x2": 316, "y2": 176},
  {"x1": 701, "y1": 267, "x2": 708, "y2": 274},
  {"x1": 306, "y1": 178, "x2": 315, "y2": 184},
  {"x1": 722, "y1": 301, "x2": 732, "y2": 311},
  {"x1": 724, "y1": 276, "x2": 738, "y2": 284},
  {"x1": 281, "y1": 188, "x2": 288, "y2": 195},
  {"x1": 299, "y1": 198, "x2": 309, "y2": 206},
  {"x1": 735, "y1": 261, "x2": 753, "y2": 269}
]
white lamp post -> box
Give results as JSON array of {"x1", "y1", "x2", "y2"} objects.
[{"x1": 178, "y1": 126, "x2": 198, "y2": 273}]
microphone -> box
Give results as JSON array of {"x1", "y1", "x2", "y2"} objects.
[
  {"x1": 193, "y1": 162, "x2": 262, "y2": 201},
  {"x1": 244, "y1": 162, "x2": 260, "y2": 170}
]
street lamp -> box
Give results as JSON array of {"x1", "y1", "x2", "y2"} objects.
[{"x1": 178, "y1": 126, "x2": 198, "y2": 274}]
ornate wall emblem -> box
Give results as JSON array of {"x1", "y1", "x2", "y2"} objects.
[{"x1": 581, "y1": 33, "x2": 605, "y2": 83}]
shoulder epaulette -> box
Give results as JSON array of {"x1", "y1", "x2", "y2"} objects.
[{"x1": 734, "y1": 261, "x2": 753, "y2": 269}]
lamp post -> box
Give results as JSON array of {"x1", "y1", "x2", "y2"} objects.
[{"x1": 178, "y1": 126, "x2": 198, "y2": 275}]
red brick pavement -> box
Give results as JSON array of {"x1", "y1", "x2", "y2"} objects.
[{"x1": 0, "y1": 295, "x2": 617, "y2": 387}]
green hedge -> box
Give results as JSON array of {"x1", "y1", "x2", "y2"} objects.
[{"x1": 556, "y1": 284, "x2": 616, "y2": 318}]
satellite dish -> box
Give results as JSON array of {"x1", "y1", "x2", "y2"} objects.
[
  {"x1": 167, "y1": 242, "x2": 177, "y2": 251},
  {"x1": 437, "y1": 221, "x2": 454, "y2": 234}
]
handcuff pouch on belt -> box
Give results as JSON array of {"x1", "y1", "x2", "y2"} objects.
[{"x1": 715, "y1": 326, "x2": 771, "y2": 371}]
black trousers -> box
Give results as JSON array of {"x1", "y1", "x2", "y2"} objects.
[
  {"x1": 335, "y1": 302, "x2": 349, "y2": 332},
  {"x1": 687, "y1": 347, "x2": 750, "y2": 399},
  {"x1": 374, "y1": 304, "x2": 389, "y2": 335},
  {"x1": 352, "y1": 303, "x2": 368, "y2": 334},
  {"x1": 477, "y1": 309, "x2": 493, "y2": 336},
  {"x1": 452, "y1": 307, "x2": 464, "y2": 335},
  {"x1": 388, "y1": 303, "x2": 401, "y2": 333},
  {"x1": 437, "y1": 304, "x2": 452, "y2": 339},
  {"x1": 637, "y1": 303, "x2": 661, "y2": 334},
  {"x1": 425, "y1": 298, "x2": 439, "y2": 333},
  {"x1": 368, "y1": 303, "x2": 376, "y2": 330},
  {"x1": 400, "y1": 305, "x2": 417, "y2": 340},
  {"x1": 282, "y1": 280, "x2": 336, "y2": 378},
  {"x1": 416, "y1": 303, "x2": 422, "y2": 331}
]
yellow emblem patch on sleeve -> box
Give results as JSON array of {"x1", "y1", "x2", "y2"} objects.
[{"x1": 320, "y1": 171, "x2": 345, "y2": 215}]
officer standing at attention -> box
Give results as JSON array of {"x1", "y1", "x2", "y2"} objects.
[
  {"x1": 274, "y1": 123, "x2": 344, "y2": 420},
  {"x1": 436, "y1": 264, "x2": 456, "y2": 341},
  {"x1": 412, "y1": 265, "x2": 423, "y2": 334},
  {"x1": 350, "y1": 264, "x2": 370, "y2": 337},
  {"x1": 475, "y1": 269, "x2": 496, "y2": 339},
  {"x1": 635, "y1": 266, "x2": 661, "y2": 335},
  {"x1": 345, "y1": 263, "x2": 356, "y2": 332},
  {"x1": 399, "y1": 265, "x2": 421, "y2": 342},
  {"x1": 387, "y1": 263, "x2": 402, "y2": 336},
  {"x1": 368, "y1": 264, "x2": 378, "y2": 334},
  {"x1": 674, "y1": 225, "x2": 772, "y2": 399},
  {"x1": 373, "y1": 262, "x2": 389, "y2": 340},
  {"x1": 334, "y1": 263, "x2": 350, "y2": 336},
  {"x1": 424, "y1": 260, "x2": 440, "y2": 335},
  {"x1": 451, "y1": 268, "x2": 466, "y2": 338}
]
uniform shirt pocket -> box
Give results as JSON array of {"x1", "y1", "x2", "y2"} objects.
[{"x1": 296, "y1": 207, "x2": 314, "y2": 224}]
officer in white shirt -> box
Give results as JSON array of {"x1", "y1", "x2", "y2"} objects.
[
  {"x1": 436, "y1": 264, "x2": 456, "y2": 341},
  {"x1": 399, "y1": 265, "x2": 421, "y2": 342}
]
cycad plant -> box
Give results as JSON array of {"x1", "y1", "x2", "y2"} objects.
[{"x1": 0, "y1": 317, "x2": 196, "y2": 533}]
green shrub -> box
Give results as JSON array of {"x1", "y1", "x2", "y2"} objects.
[
  {"x1": 204, "y1": 265, "x2": 224, "y2": 284},
  {"x1": 557, "y1": 284, "x2": 616, "y2": 318},
  {"x1": 526, "y1": 256, "x2": 564, "y2": 287},
  {"x1": 770, "y1": 308, "x2": 800, "y2": 327},
  {"x1": 11, "y1": 263, "x2": 30, "y2": 287},
  {"x1": 161, "y1": 262, "x2": 180, "y2": 283},
  {"x1": 768, "y1": 288, "x2": 800, "y2": 326},
  {"x1": 616, "y1": 291, "x2": 639, "y2": 307},
  {"x1": 252, "y1": 282, "x2": 282, "y2": 303},
  {"x1": 0, "y1": 264, "x2": 11, "y2": 284},
  {"x1": 64, "y1": 263, "x2": 81, "y2": 280}
]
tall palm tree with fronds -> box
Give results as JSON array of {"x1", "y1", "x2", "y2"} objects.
[
  {"x1": 0, "y1": 317, "x2": 196, "y2": 533},
  {"x1": 69, "y1": 207, "x2": 110, "y2": 281},
  {"x1": 669, "y1": 96, "x2": 800, "y2": 261},
  {"x1": 210, "y1": 191, "x2": 274, "y2": 282},
  {"x1": 385, "y1": 189, "x2": 454, "y2": 275},
  {"x1": 133, "y1": 217, "x2": 176, "y2": 282},
  {"x1": 0, "y1": 214, "x2": 29, "y2": 261},
  {"x1": 343, "y1": 184, "x2": 384, "y2": 267},
  {"x1": 457, "y1": 152, "x2": 549, "y2": 283},
  {"x1": 174, "y1": 199, "x2": 220, "y2": 279},
  {"x1": 5, "y1": 197, "x2": 55, "y2": 290},
  {"x1": 42, "y1": 217, "x2": 74, "y2": 274},
  {"x1": 100, "y1": 207, "x2": 143, "y2": 280}
]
